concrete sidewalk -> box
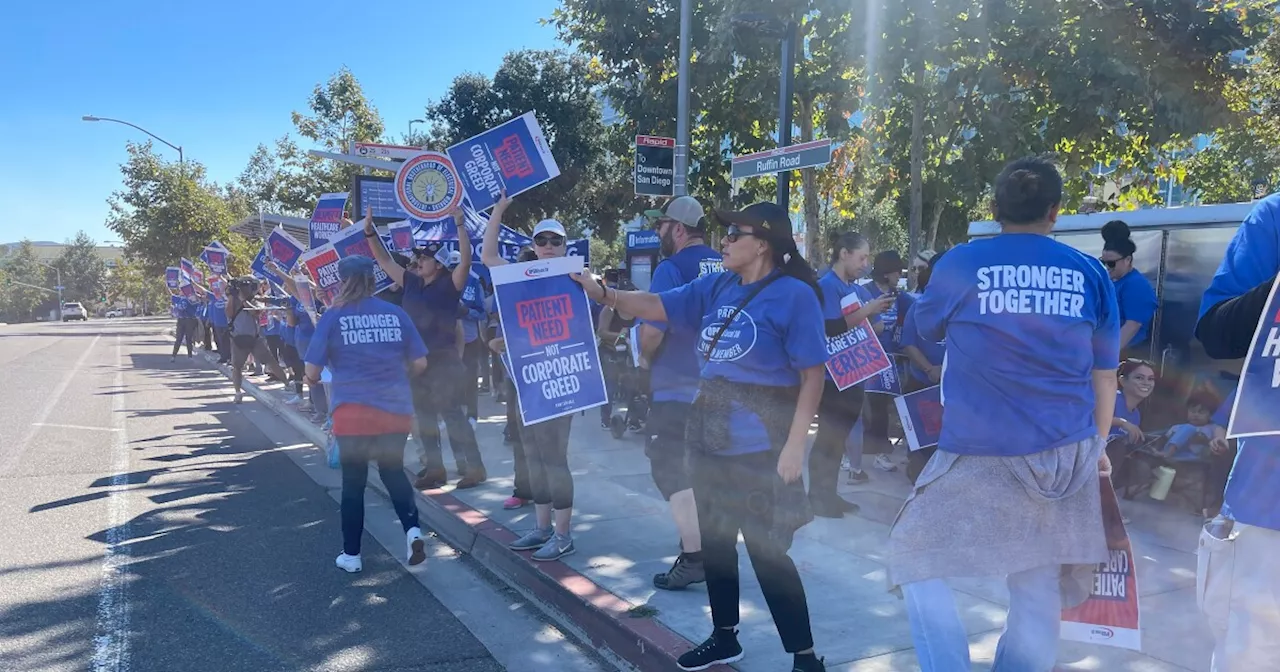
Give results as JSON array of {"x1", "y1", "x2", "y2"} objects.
[{"x1": 218, "y1": 349, "x2": 1214, "y2": 672}]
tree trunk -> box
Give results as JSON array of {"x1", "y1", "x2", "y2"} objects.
[
  {"x1": 926, "y1": 197, "x2": 944, "y2": 251},
  {"x1": 798, "y1": 97, "x2": 821, "y2": 263},
  {"x1": 908, "y1": 75, "x2": 924, "y2": 264}
]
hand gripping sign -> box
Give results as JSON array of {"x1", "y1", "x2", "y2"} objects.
[
  {"x1": 825, "y1": 293, "x2": 893, "y2": 391},
  {"x1": 490, "y1": 257, "x2": 607, "y2": 425}
]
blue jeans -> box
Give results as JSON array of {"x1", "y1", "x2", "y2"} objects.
[
  {"x1": 903, "y1": 563, "x2": 1061, "y2": 671},
  {"x1": 338, "y1": 433, "x2": 419, "y2": 556}
]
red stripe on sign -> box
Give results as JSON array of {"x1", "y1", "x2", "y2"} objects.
[
  {"x1": 732, "y1": 138, "x2": 832, "y2": 164},
  {"x1": 635, "y1": 135, "x2": 676, "y2": 148}
]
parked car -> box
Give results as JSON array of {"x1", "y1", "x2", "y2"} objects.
[
  {"x1": 105, "y1": 309, "x2": 123, "y2": 318},
  {"x1": 61, "y1": 303, "x2": 87, "y2": 321}
]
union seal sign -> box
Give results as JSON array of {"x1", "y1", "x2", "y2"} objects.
[{"x1": 395, "y1": 151, "x2": 463, "y2": 221}]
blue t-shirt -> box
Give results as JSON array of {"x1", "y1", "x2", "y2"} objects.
[
  {"x1": 1200, "y1": 196, "x2": 1280, "y2": 531},
  {"x1": 402, "y1": 272, "x2": 461, "y2": 352},
  {"x1": 899, "y1": 302, "x2": 945, "y2": 385},
  {"x1": 304, "y1": 297, "x2": 429, "y2": 417},
  {"x1": 865, "y1": 282, "x2": 901, "y2": 351},
  {"x1": 1114, "y1": 269, "x2": 1157, "y2": 347},
  {"x1": 646, "y1": 244, "x2": 724, "y2": 403},
  {"x1": 208, "y1": 297, "x2": 228, "y2": 329},
  {"x1": 913, "y1": 233, "x2": 1120, "y2": 456},
  {"x1": 173, "y1": 296, "x2": 198, "y2": 319},
  {"x1": 1109, "y1": 390, "x2": 1142, "y2": 439},
  {"x1": 291, "y1": 298, "x2": 315, "y2": 343},
  {"x1": 818, "y1": 270, "x2": 876, "y2": 383},
  {"x1": 460, "y1": 274, "x2": 487, "y2": 345},
  {"x1": 658, "y1": 270, "x2": 827, "y2": 454},
  {"x1": 263, "y1": 313, "x2": 283, "y2": 338}
]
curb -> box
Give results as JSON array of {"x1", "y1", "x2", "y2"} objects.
[{"x1": 205, "y1": 349, "x2": 721, "y2": 672}]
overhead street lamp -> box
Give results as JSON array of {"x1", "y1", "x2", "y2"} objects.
[
  {"x1": 730, "y1": 13, "x2": 798, "y2": 215},
  {"x1": 409, "y1": 119, "x2": 426, "y2": 141},
  {"x1": 35, "y1": 261, "x2": 63, "y2": 320},
  {"x1": 82, "y1": 115, "x2": 184, "y2": 166}
]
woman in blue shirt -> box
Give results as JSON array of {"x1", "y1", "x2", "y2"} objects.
[
  {"x1": 574, "y1": 201, "x2": 828, "y2": 672},
  {"x1": 889, "y1": 157, "x2": 1118, "y2": 672},
  {"x1": 1101, "y1": 220, "x2": 1158, "y2": 357},
  {"x1": 810, "y1": 231, "x2": 894, "y2": 512},
  {"x1": 898, "y1": 250, "x2": 948, "y2": 484},
  {"x1": 304, "y1": 256, "x2": 429, "y2": 574}
]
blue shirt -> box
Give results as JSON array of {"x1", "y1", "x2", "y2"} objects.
[
  {"x1": 646, "y1": 244, "x2": 724, "y2": 403},
  {"x1": 1109, "y1": 390, "x2": 1142, "y2": 440},
  {"x1": 865, "y1": 282, "x2": 902, "y2": 351},
  {"x1": 460, "y1": 275, "x2": 487, "y2": 345},
  {"x1": 208, "y1": 297, "x2": 228, "y2": 329},
  {"x1": 818, "y1": 270, "x2": 876, "y2": 383},
  {"x1": 899, "y1": 301, "x2": 945, "y2": 385},
  {"x1": 913, "y1": 233, "x2": 1120, "y2": 456},
  {"x1": 1114, "y1": 269, "x2": 1157, "y2": 347},
  {"x1": 291, "y1": 298, "x2": 315, "y2": 344},
  {"x1": 305, "y1": 297, "x2": 429, "y2": 417},
  {"x1": 658, "y1": 271, "x2": 827, "y2": 454},
  {"x1": 1200, "y1": 196, "x2": 1280, "y2": 531},
  {"x1": 172, "y1": 296, "x2": 198, "y2": 319},
  {"x1": 402, "y1": 272, "x2": 461, "y2": 352}
]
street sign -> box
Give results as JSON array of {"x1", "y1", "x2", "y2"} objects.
[
  {"x1": 731, "y1": 139, "x2": 833, "y2": 180},
  {"x1": 634, "y1": 135, "x2": 676, "y2": 197},
  {"x1": 350, "y1": 141, "x2": 426, "y2": 161}
]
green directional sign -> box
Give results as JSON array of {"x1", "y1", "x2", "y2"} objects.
[{"x1": 731, "y1": 139, "x2": 833, "y2": 180}]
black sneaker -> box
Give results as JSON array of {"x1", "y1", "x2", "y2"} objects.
[
  {"x1": 654, "y1": 553, "x2": 705, "y2": 590},
  {"x1": 677, "y1": 629, "x2": 743, "y2": 671},
  {"x1": 792, "y1": 653, "x2": 825, "y2": 671}
]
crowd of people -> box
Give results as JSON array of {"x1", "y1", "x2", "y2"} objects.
[{"x1": 163, "y1": 155, "x2": 1278, "y2": 671}]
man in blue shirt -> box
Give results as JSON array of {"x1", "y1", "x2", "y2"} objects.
[
  {"x1": 1194, "y1": 193, "x2": 1280, "y2": 670},
  {"x1": 364, "y1": 208, "x2": 487, "y2": 490},
  {"x1": 637, "y1": 196, "x2": 723, "y2": 591}
]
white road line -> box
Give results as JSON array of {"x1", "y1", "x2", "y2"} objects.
[
  {"x1": 92, "y1": 335, "x2": 131, "y2": 672},
  {"x1": 31, "y1": 423, "x2": 121, "y2": 432},
  {"x1": 0, "y1": 334, "x2": 100, "y2": 476}
]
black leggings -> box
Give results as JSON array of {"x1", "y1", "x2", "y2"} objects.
[
  {"x1": 462, "y1": 339, "x2": 484, "y2": 420},
  {"x1": 517, "y1": 412, "x2": 574, "y2": 509},
  {"x1": 171, "y1": 318, "x2": 196, "y2": 356},
  {"x1": 862, "y1": 390, "x2": 894, "y2": 455},
  {"x1": 810, "y1": 379, "x2": 864, "y2": 501},
  {"x1": 280, "y1": 343, "x2": 305, "y2": 393},
  {"x1": 693, "y1": 449, "x2": 813, "y2": 652}
]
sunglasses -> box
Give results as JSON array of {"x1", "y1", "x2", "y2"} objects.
[
  {"x1": 534, "y1": 234, "x2": 565, "y2": 248},
  {"x1": 723, "y1": 224, "x2": 758, "y2": 244},
  {"x1": 1099, "y1": 255, "x2": 1129, "y2": 269}
]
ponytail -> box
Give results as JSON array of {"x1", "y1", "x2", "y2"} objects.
[
  {"x1": 772, "y1": 243, "x2": 822, "y2": 303},
  {"x1": 828, "y1": 230, "x2": 869, "y2": 267}
]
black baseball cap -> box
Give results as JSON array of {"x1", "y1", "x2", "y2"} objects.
[
  {"x1": 872, "y1": 250, "x2": 906, "y2": 276},
  {"x1": 713, "y1": 202, "x2": 795, "y2": 248}
]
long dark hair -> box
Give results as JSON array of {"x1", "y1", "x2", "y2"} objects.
[
  {"x1": 768, "y1": 238, "x2": 821, "y2": 301},
  {"x1": 828, "y1": 230, "x2": 869, "y2": 267}
]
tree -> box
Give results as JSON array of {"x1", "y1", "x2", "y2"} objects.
[
  {"x1": 2, "y1": 241, "x2": 51, "y2": 321},
  {"x1": 422, "y1": 49, "x2": 634, "y2": 237},
  {"x1": 105, "y1": 143, "x2": 240, "y2": 276},
  {"x1": 50, "y1": 232, "x2": 108, "y2": 305},
  {"x1": 107, "y1": 260, "x2": 169, "y2": 316}
]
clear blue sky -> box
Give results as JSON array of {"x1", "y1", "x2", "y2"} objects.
[{"x1": 0, "y1": 0, "x2": 564, "y2": 245}]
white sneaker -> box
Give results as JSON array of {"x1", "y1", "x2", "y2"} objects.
[
  {"x1": 406, "y1": 527, "x2": 426, "y2": 566},
  {"x1": 873, "y1": 454, "x2": 898, "y2": 472},
  {"x1": 284, "y1": 394, "x2": 303, "y2": 405},
  {"x1": 335, "y1": 553, "x2": 363, "y2": 573}
]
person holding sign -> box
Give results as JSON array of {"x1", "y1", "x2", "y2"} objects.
[
  {"x1": 226, "y1": 276, "x2": 289, "y2": 404},
  {"x1": 482, "y1": 193, "x2": 584, "y2": 562},
  {"x1": 169, "y1": 288, "x2": 199, "y2": 362},
  {"x1": 811, "y1": 231, "x2": 894, "y2": 510},
  {"x1": 889, "y1": 158, "x2": 1118, "y2": 671},
  {"x1": 1193, "y1": 193, "x2": 1280, "y2": 670},
  {"x1": 303, "y1": 256, "x2": 429, "y2": 574},
  {"x1": 573, "y1": 201, "x2": 829, "y2": 672},
  {"x1": 362, "y1": 207, "x2": 487, "y2": 491}
]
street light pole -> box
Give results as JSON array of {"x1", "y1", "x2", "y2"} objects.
[
  {"x1": 409, "y1": 119, "x2": 425, "y2": 143},
  {"x1": 36, "y1": 261, "x2": 62, "y2": 320},
  {"x1": 776, "y1": 21, "x2": 797, "y2": 215},
  {"x1": 674, "y1": 0, "x2": 692, "y2": 197},
  {"x1": 82, "y1": 116, "x2": 183, "y2": 166}
]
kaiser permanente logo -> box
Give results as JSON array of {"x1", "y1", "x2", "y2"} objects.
[{"x1": 523, "y1": 265, "x2": 551, "y2": 278}]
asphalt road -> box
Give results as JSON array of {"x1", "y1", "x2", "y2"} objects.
[{"x1": 0, "y1": 317, "x2": 606, "y2": 672}]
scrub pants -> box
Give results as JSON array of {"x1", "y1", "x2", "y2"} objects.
[
  {"x1": 810, "y1": 380, "x2": 864, "y2": 502},
  {"x1": 903, "y1": 563, "x2": 1061, "y2": 671},
  {"x1": 337, "y1": 432, "x2": 419, "y2": 556},
  {"x1": 1199, "y1": 522, "x2": 1280, "y2": 671}
]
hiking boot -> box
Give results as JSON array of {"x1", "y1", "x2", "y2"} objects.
[
  {"x1": 414, "y1": 467, "x2": 447, "y2": 490},
  {"x1": 455, "y1": 466, "x2": 488, "y2": 489},
  {"x1": 653, "y1": 553, "x2": 705, "y2": 590},
  {"x1": 677, "y1": 629, "x2": 743, "y2": 671}
]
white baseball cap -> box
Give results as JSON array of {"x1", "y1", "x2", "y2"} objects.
[{"x1": 532, "y1": 219, "x2": 567, "y2": 238}]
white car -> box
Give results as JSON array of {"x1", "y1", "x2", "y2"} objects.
[
  {"x1": 61, "y1": 303, "x2": 87, "y2": 321},
  {"x1": 105, "y1": 309, "x2": 123, "y2": 318}
]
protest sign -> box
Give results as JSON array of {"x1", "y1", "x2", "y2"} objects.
[
  {"x1": 180, "y1": 258, "x2": 195, "y2": 282},
  {"x1": 446, "y1": 111, "x2": 560, "y2": 212},
  {"x1": 190, "y1": 268, "x2": 204, "y2": 286},
  {"x1": 1061, "y1": 480, "x2": 1142, "y2": 650},
  {"x1": 209, "y1": 276, "x2": 227, "y2": 300},
  {"x1": 388, "y1": 220, "x2": 415, "y2": 253},
  {"x1": 490, "y1": 256, "x2": 607, "y2": 425},
  {"x1": 329, "y1": 221, "x2": 395, "y2": 294},
  {"x1": 825, "y1": 294, "x2": 892, "y2": 391},
  {"x1": 864, "y1": 354, "x2": 904, "y2": 395},
  {"x1": 893, "y1": 385, "x2": 943, "y2": 452},
  {"x1": 299, "y1": 244, "x2": 342, "y2": 307},
  {"x1": 165, "y1": 267, "x2": 181, "y2": 289},
  {"x1": 266, "y1": 226, "x2": 306, "y2": 273},
  {"x1": 1227, "y1": 276, "x2": 1280, "y2": 438},
  {"x1": 394, "y1": 151, "x2": 464, "y2": 221},
  {"x1": 200, "y1": 246, "x2": 228, "y2": 276},
  {"x1": 308, "y1": 193, "x2": 349, "y2": 249},
  {"x1": 179, "y1": 282, "x2": 195, "y2": 298},
  {"x1": 292, "y1": 274, "x2": 320, "y2": 327},
  {"x1": 251, "y1": 246, "x2": 286, "y2": 286}
]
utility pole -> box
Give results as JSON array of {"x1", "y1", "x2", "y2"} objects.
[{"x1": 674, "y1": 0, "x2": 692, "y2": 197}]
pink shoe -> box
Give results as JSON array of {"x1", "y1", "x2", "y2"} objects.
[{"x1": 503, "y1": 496, "x2": 529, "y2": 510}]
